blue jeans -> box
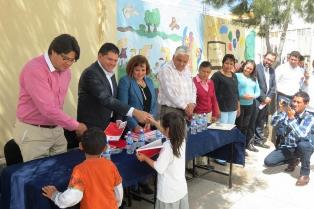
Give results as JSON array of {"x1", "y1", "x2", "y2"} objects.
[
  {"x1": 219, "y1": 111, "x2": 237, "y2": 124},
  {"x1": 264, "y1": 141, "x2": 314, "y2": 176}
]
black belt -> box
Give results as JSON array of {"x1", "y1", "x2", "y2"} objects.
[
  {"x1": 161, "y1": 105, "x2": 183, "y2": 111},
  {"x1": 28, "y1": 123, "x2": 57, "y2": 129}
]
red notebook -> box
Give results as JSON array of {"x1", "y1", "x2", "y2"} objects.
[
  {"x1": 109, "y1": 140, "x2": 126, "y2": 149},
  {"x1": 104, "y1": 122, "x2": 126, "y2": 141},
  {"x1": 136, "y1": 139, "x2": 163, "y2": 157}
]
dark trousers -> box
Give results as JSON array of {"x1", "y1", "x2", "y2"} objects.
[
  {"x1": 264, "y1": 141, "x2": 314, "y2": 176},
  {"x1": 236, "y1": 104, "x2": 254, "y2": 147},
  {"x1": 254, "y1": 100, "x2": 268, "y2": 142}
]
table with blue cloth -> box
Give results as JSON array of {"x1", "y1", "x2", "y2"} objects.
[
  {"x1": 0, "y1": 128, "x2": 245, "y2": 209},
  {"x1": 0, "y1": 149, "x2": 154, "y2": 209},
  {"x1": 186, "y1": 128, "x2": 245, "y2": 188}
]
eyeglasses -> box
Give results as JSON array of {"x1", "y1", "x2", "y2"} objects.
[{"x1": 60, "y1": 54, "x2": 76, "y2": 63}]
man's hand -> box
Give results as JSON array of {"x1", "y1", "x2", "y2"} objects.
[
  {"x1": 76, "y1": 123, "x2": 87, "y2": 136},
  {"x1": 185, "y1": 103, "x2": 195, "y2": 118},
  {"x1": 264, "y1": 97, "x2": 272, "y2": 104},
  {"x1": 286, "y1": 106, "x2": 295, "y2": 119},
  {"x1": 42, "y1": 185, "x2": 58, "y2": 199},
  {"x1": 133, "y1": 109, "x2": 152, "y2": 124}
]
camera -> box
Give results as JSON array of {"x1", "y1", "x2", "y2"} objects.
[{"x1": 281, "y1": 100, "x2": 289, "y2": 107}]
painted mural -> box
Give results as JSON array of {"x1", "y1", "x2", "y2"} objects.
[
  {"x1": 204, "y1": 16, "x2": 253, "y2": 68},
  {"x1": 116, "y1": 0, "x2": 204, "y2": 84}
]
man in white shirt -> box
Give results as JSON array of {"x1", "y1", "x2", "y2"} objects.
[
  {"x1": 276, "y1": 51, "x2": 304, "y2": 105},
  {"x1": 158, "y1": 46, "x2": 196, "y2": 119}
]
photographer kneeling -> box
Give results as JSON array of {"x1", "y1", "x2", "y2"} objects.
[{"x1": 264, "y1": 91, "x2": 314, "y2": 186}]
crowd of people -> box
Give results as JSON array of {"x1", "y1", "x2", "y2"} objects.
[{"x1": 10, "y1": 33, "x2": 314, "y2": 209}]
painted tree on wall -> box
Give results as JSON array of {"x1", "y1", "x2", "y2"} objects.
[{"x1": 144, "y1": 9, "x2": 161, "y2": 33}]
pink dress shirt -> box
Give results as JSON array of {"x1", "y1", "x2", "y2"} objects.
[{"x1": 16, "y1": 53, "x2": 79, "y2": 130}]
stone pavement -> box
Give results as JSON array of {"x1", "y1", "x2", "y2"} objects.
[{"x1": 127, "y1": 140, "x2": 314, "y2": 209}]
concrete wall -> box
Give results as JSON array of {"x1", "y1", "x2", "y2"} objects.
[{"x1": 0, "y1": 0, "x2": 116, "y2": 157}]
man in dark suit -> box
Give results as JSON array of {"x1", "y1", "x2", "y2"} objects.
[
  {"x1": 77, "y1": 43, "x2": 150, "y2": 130},
  {"x1": 247, "y1": 52, "x2": 277, "y2": 151}
]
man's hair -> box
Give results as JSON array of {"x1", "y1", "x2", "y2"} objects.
[
  {"x1": 174, "y1": 45, "x2": 190, "y2": 57},
  {"x1": 299, "y1": 55, "x2": 305, "y2": 62},
  {"x1": 222, "y1": 54, "x2": 236, "y2": 65},
  {"x1": 289, "y1": 51, "x2": 301, "y2": 59},
  {"x1": 294, "y1": 91, "x2": 310, "y2": 104},
  {"x1": 98, "y1": 43, "x2": 120, "y2": 55},
  {"x1": 126, "y1": 55, "x2": 151, "y2": 76},
  {"x1": 264, "y1": 51, "x2": 277, "y2": 58},
  {"x1": 199, "y1": 61, "x2": 212, "y2": 69},
  {"x1": 80, "y1": 127, "x2": 107, "y2": 155},
  {"x1": 48, "y1": 34, "x2": 80, "y2": 61}
]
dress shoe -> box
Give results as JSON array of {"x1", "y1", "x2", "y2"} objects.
[
  {"x1": 254, "y1": 141, "x2": 270, "y2": 149},
  {"x1": 247, "y1": 144, "x2": 259, "y2": 152},
  {"x1": 284, "y1": 159, "x2": 300, "y2": 172},
  {"x1": 296, "y1": 176, "x2": 310, "y2": 186}
]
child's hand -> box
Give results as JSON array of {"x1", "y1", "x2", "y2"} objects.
[
  {"x1": 42, "y1": 185, "x2": 58, "y2": 199},
  {"x1": 136, "y1": 152, "x2": 146, "y2": 162}
]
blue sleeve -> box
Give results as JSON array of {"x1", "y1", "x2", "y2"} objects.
[
  {"x1": 117, "y1": 76, "x2": 138, "y2": 130},
  {"x1": 147, "y1": 78, "x2": 158, "y2": 118},
  {"x1": 288, "y1": 114, "x2": 314, "y2": 138}
]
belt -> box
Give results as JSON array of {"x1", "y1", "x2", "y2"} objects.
[{"x1": 28, "y1": 123, "x2": 58, "y2": 129}]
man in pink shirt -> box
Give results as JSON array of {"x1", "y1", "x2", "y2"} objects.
[{"x1": 14, "y1": 34, "x2": 87, "y2": 162}]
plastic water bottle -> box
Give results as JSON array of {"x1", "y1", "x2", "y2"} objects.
[
  {"x1": 101, "y1": 144, "x2": 111, "y2": 160},
  {"x1": 196, "y1": 114, "x2": 202, "y2": 133},
  {"x1": 126, "y1": 131, "x2": 134, "y2": 154},
  {"x1": 191, "y1": 117, "x2": 197, "y2": 135},
  {"x1": 138, "y1": 129, "x2": 146, "y2": 147},
  {"x1": 155, "y1": 130, "x2": 162, "y2": 141},
  {"x1": 202, "y1": 113, "x2": 208, "y2": 131}
]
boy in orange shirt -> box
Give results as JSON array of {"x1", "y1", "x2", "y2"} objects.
[{"x1": 42, "y1": 127, "x2": 123, "y2": 209}]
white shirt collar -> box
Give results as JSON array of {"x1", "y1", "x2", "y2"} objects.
[
  {"x1": 44, "y1": 52, "x2": 56, "y2": 72},
  {"x1": 97, "y1": 60, "x2": 114, "y2": 78}
]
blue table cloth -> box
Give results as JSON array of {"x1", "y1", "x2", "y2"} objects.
[
  {"x1": 186, "y1": 128, "x2": 245, "y2": 165},
  {"x1": 1, "y1": 149, "x2": 154, "y2": 209},
  {"x1": 1, "y1": 128, "x2": 245, "y2": 209}
]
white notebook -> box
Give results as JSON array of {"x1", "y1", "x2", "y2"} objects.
[{"x1": 207, "y1": 123, "x2": 236, "y2": 131}]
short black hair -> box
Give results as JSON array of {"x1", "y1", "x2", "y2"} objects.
[
  {"x1": 293, "y1": 91, "x2": 310, "y2": 104},
  {"x1": 289, "y1": 51, "x2": 301, "y2": 59},
  {"x1": 222, "y1": 54, "x2": 236, "y2": 65},
  {"x1": 80, "y1": 127, "x2": 107, "y2": 155},
  {"x1": 199, "y1": 61, "x2": 212, "y2": 69},
  {"x1": 98, "y1": 43, "x2": 120, "y2": 55},
  {"x1": 48, "y1": 34, "x2": 80, "y2": 61},
  {"x1": 299, "y1": 55, "x2": 305, "y2": 62}
]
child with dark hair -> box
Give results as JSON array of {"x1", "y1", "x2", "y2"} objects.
[
  {"x1": 136, "y1": 112, "x2": 189, "y2": 209},
  {"x1": 42, "y1": 127, "x2": 123, "y2": 209}
]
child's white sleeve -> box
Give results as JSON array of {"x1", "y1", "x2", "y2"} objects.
[
  {"x1": 52, "y1": 187, "x2": 83, "y2": 208},
  {"x1": 154, "y1": 144, "x2": 172, "y2": 174},
  {"x1": 114, "y1": 183, "x2": 123, "y2": 206}
]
